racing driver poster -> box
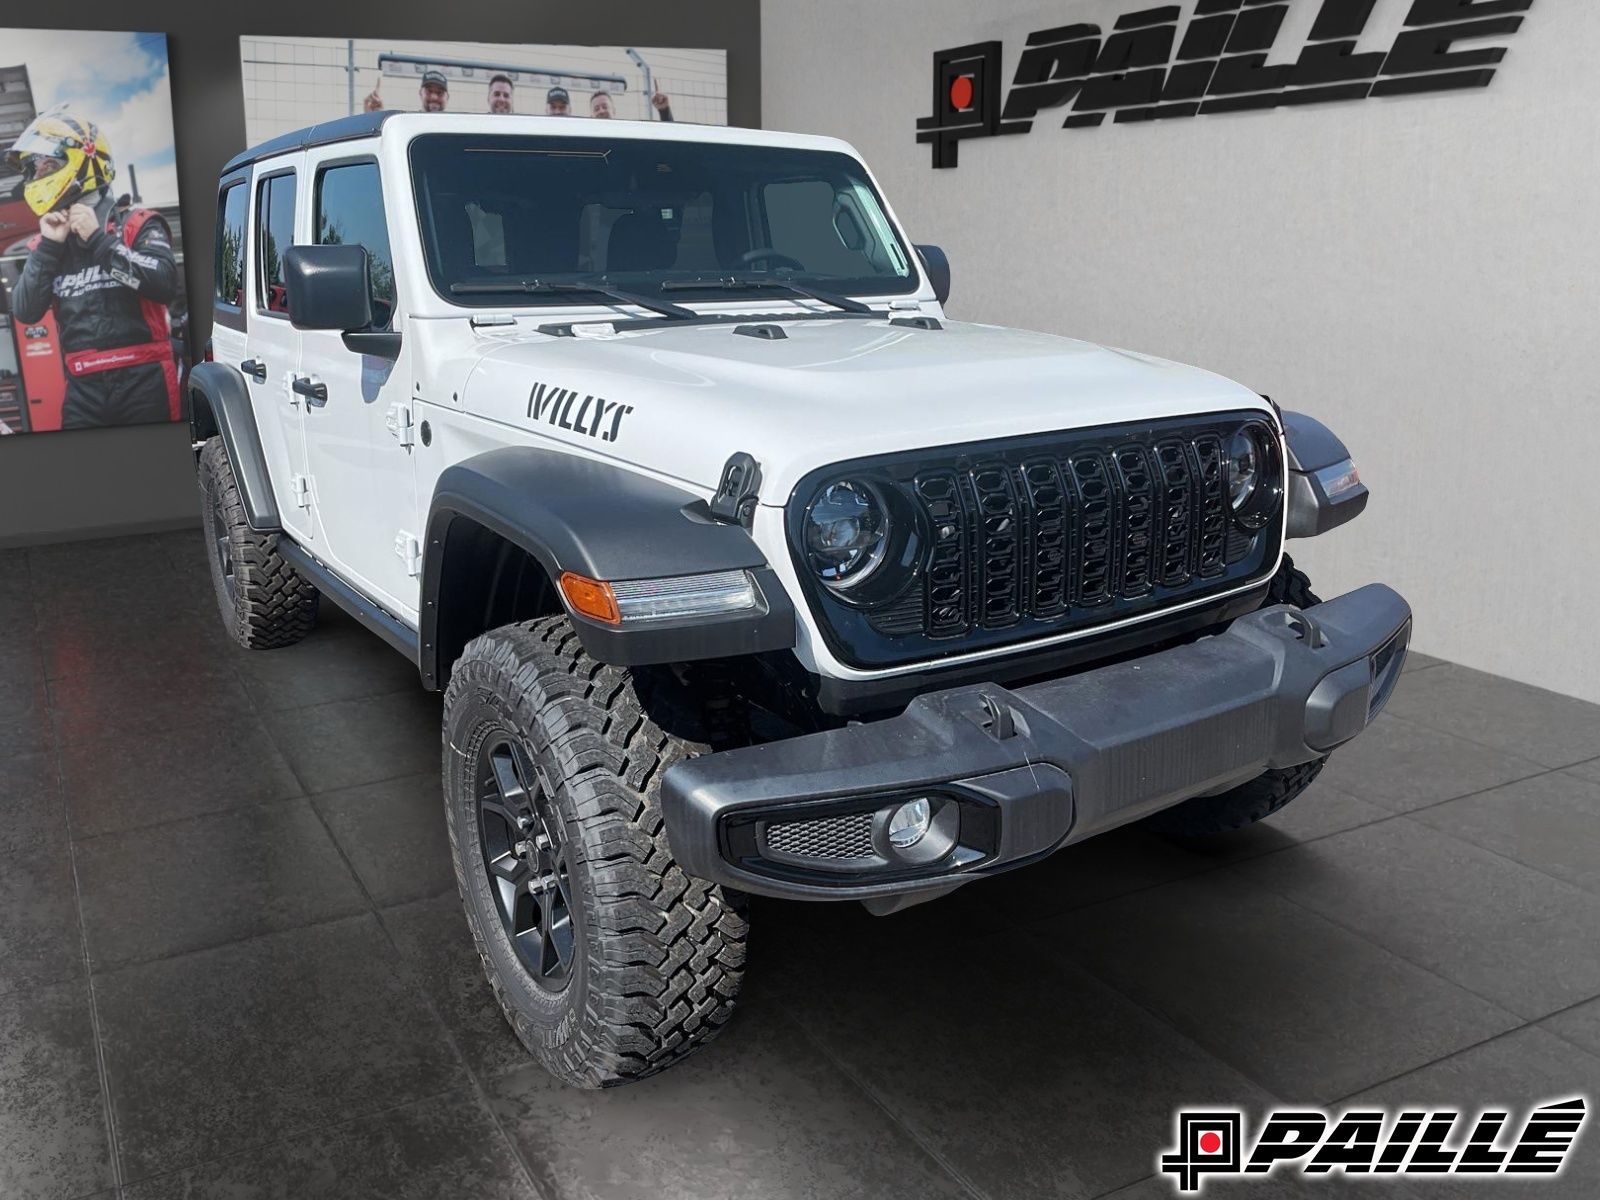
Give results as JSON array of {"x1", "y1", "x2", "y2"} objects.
[
  {"x1": 237, "y1": 36, "x2": 728, "y2": 145},
  {"x1": 0, "y1": 30, "x2": 185, "y2": 436}
]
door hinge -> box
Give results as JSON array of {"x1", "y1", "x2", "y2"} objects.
[
  {"x1": 291, "y1": 475, "x2": 313, "y2": 508},
  {"x1": 385, "y1": 401, "x2": 415, "y2": 448},
  {"x1": 394, "y1": 531, "x2": 423, "y2": 577}
]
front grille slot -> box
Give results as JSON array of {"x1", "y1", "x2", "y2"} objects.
[
  {"x1": 1069, "y1": 452, "x2": 1116, "y2": 608},
  {"x1": 917, "y1": 472, "x2": 970, "y2": 636},
  {"x1": 765, "y1": 813, "x2": 875, "y2": 861},
  {"x1": 1020, "y1": 459, "x2": 1070, "y2": 619},
  {"x1": 841, "y1": 414, "x2": 1279, "y2": 660},
  {"x1": 1193, "y1": 434, "x2": 1228, "y2": 578},
  {"x1": 970, "y1": 463, "x2": 1022, "y2": 628}
]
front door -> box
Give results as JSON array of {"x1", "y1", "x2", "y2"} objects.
[{"x1": 296, "y1": 149, "x2": 418, "y2": 620}]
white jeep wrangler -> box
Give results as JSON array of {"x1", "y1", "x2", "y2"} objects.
[{"x1": 192, "y1": 111, "x2": 1410, "y2": 1088}]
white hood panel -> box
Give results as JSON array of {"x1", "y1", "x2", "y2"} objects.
[{"x1": 462, "y1": 316, "x2": 1271, "y2": 502}]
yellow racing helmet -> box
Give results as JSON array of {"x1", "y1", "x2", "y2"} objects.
[{"x1": 3, "y1": 106, "x2": 116, "y2": 216}]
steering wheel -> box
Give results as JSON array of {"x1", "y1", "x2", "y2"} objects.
[{"x1": 738, "y1": 247, "x2": 806, "y2": 272}]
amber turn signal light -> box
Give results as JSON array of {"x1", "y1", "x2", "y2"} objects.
[{"x1": 559, "y1": 572, "x2": 621, "y2": 625}]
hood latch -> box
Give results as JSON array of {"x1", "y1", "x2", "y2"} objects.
[{"x1": 709, "y1": 452, "x2": 762, "y2": 528}]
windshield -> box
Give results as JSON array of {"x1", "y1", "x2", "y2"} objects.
[{"x1": 409, "y1": 133, "x2": 918, "y2": 306}]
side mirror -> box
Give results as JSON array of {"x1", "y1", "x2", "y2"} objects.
[
  {"x1": 915, "y1": 243, "x2": 950, "y2": 306},
  {"x1": 283, "y1": 244, "x2": 401, "y2": 360},
  {"x1": 284, "y1": 244, "x2": 372, "y2": 331}
]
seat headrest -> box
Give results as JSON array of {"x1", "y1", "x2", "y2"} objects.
[{"x1": 606, "y1": 210, "x2": 677, "y2": 273}]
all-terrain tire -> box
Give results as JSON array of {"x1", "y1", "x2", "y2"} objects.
[
  {"x1": 1140, "y1": 555, "x2": 1325, "y2": 837},
  {"x1": 442, "y1": 615, "x2": 748, "y2": 1088},
  {"x1": 197, "y1": 437, "x2": 319, "y2": 649}
]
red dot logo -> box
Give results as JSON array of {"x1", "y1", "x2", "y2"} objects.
[
  {"x1": 1199, "y1": 1132, "x2": 1223, "y2": 1155},
  {"x1": 949, "y1": 75, "x2": 974, "y2": 111}
]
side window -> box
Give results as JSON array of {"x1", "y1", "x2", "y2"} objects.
[
  {"x1": 255, "y1": 172, "x2": 296, "y2": 315},
  {"x1": 760, "y1": 179, "x2": 876, "y2": 278},
  {"x1": 315, "y1": 161, "x2": 396, "y2": 328},
  {"x1": 215, "y1": 182, "x2": 247, "y2": 308}
]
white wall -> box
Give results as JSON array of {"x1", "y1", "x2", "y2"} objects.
[{"x1": 763, "y1": 0, "x2": 1600, "y2": 702}]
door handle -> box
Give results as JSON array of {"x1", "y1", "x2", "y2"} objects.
[
  {"x1": 239, "y1": 358, "x2": 267, "y2": 383},
  {"x1": 292, "y1": 376, "x2": 328, "y2": 405}
]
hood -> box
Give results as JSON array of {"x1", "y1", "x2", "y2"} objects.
[{"x1": 461, "y1": 315, "x2": 1269, "y2": 502}]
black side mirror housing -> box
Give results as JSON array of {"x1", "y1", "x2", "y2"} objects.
[
  {"x1": 283, "y1": 244, "x2": 401, "y2": 360},
  {"x1": 915, "y1": 243, "x2": 951, "y2": 306},
  {"x1": 284, "y1": 244, "x2": 372, "y2": 332}
]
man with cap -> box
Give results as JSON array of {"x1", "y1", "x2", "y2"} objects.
[
  {"x1": 545, "y1": 86, "x2": 571, "y2": 116},
  {"x1": 363, "y1": 69, "x2": 450, "y2": 113},
  {"x1": 419, "y1": 70, "x2": 450, "y2": 112}
]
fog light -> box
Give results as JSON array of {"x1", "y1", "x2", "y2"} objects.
[{"x1": 887, "y1": 798, "x2": 932, "y2": 849}]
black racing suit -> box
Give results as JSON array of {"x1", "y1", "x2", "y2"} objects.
[{"x1": 10, "y1": 191, "x2": 180, "y2": 430}]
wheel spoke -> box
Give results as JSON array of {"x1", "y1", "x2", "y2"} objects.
[
  {"x1": 479, "y1": 798, "x2": 525, "y2": 834},
  {"x1": 487, "y1": 745, "x2": 530, "y2": 809},
  {"x1": 485, "y1": 846, "x2": 528, "y2": 884},
  {"x1": 537, "y1": 882, "x2": 571, "y2": 976}
]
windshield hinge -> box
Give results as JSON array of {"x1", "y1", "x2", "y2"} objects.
[
  {"x1": 709, "y1": 452, "x2": 762, "y2": 527},
  {"x1": 385, "y1": 401, "x2": 415, "y2": 448}
]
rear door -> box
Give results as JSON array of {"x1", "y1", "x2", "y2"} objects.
[
  {"x1": 296, "y1": 147, "x2": 418, "y2": 617},
  {"x1": 245, "y1": 156, "x2": 314, "y2": 543}
]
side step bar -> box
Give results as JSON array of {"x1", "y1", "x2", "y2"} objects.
[{"x1": 276, "y1": 540, "x2": 422, "y2": 668}]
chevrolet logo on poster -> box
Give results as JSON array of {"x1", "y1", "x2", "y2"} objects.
[{"x1": 916, "y1": 0, "x2": 1534, "y2": 168}]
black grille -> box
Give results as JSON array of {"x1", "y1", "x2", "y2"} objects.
[
  {"x1": 765, "y1": 813, "x2": 875, "y2": 861},
  {"x1": 790, "y1": 412, "x2": 1282, "y2": 669}
]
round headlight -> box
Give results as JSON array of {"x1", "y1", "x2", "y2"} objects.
[
  {"x1": 805, "y1": 480, "x2": 889, "y2": 587},
  {"x1": 1227, "y1": 428, "x2": 1261, "y2": 511}
]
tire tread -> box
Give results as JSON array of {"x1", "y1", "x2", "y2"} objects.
[
  {"x1": 444, "y1": 615, "x2": 747, "y2": 1088},
  {"x1": 198, "y1": 437, "x2": 318, "y2": 649}
]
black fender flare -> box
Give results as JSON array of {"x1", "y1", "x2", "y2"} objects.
[
  {"x1": 1281, "y1": 410, "x2": 1369, "y2": 539},
  {"x1": 188, "y1": 361, "x2": 280, "y2": 532},
  {"x1": 420, "y1": 447, "x2": 795, "y2": 687}
]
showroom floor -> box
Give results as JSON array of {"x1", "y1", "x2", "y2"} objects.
[{"x1": 2, "y1": 531, "x2": 1597, "y2": 1199}]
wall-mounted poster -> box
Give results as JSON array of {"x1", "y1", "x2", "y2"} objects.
[
  {"x1": 0, "y1": 30, "x2": 185, "y2": 436},
  {"x1": 238, "y1": 37, "x2": 728, "y2": 145}
]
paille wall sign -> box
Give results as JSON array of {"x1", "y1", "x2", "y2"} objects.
[{"x1": 917, "y1": 0, "x2": 1534, "y2": 167}]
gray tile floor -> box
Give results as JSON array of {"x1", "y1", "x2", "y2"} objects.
[{"x1": 2, "y1": 532, "x2": 1598, "y2": 1199}]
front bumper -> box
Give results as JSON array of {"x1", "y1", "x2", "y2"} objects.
[{"x1": 660, "y1": 584, "x2": 1412, "y2": 902}]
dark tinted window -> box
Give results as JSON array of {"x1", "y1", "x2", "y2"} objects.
[
  {"x1": 255, "y1": 171, "x2": 296, "y2": 315},
  {"x1": 315, "y1": 161, "x2": 396, "y2": 328},
  {"x1": 409, "y1": 134, "x2": 917, "y2": 305},
  {"x1": 761, "y1": 179, "x2": 881, "y2": 278},
  {"x1": 215, "y1": 182, "x2": 247, "y2": 307}
]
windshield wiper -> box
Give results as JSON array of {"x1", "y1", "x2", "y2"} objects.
[
  {"x1": 660, "y1": 276, "x2": 873, "y2": 314},
  {"x1": 447, "y1": 278, "x2": 696, "y2": 321}
]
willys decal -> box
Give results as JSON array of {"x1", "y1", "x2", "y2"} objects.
[{"x1": 526, "y1": 382, "x2": 634, "y2": 443}]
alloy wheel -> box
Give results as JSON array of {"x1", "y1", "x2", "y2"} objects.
[
  {"x1": 210, "y1": 490, "x2": 237, "y2": 603},
  {"x1": 475, "y1": 735, "x2": 576, "y2": 989}
]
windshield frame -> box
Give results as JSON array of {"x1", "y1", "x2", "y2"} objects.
[{"x1": 406, "y1": 131, "x2": 924, "y2": 310}]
